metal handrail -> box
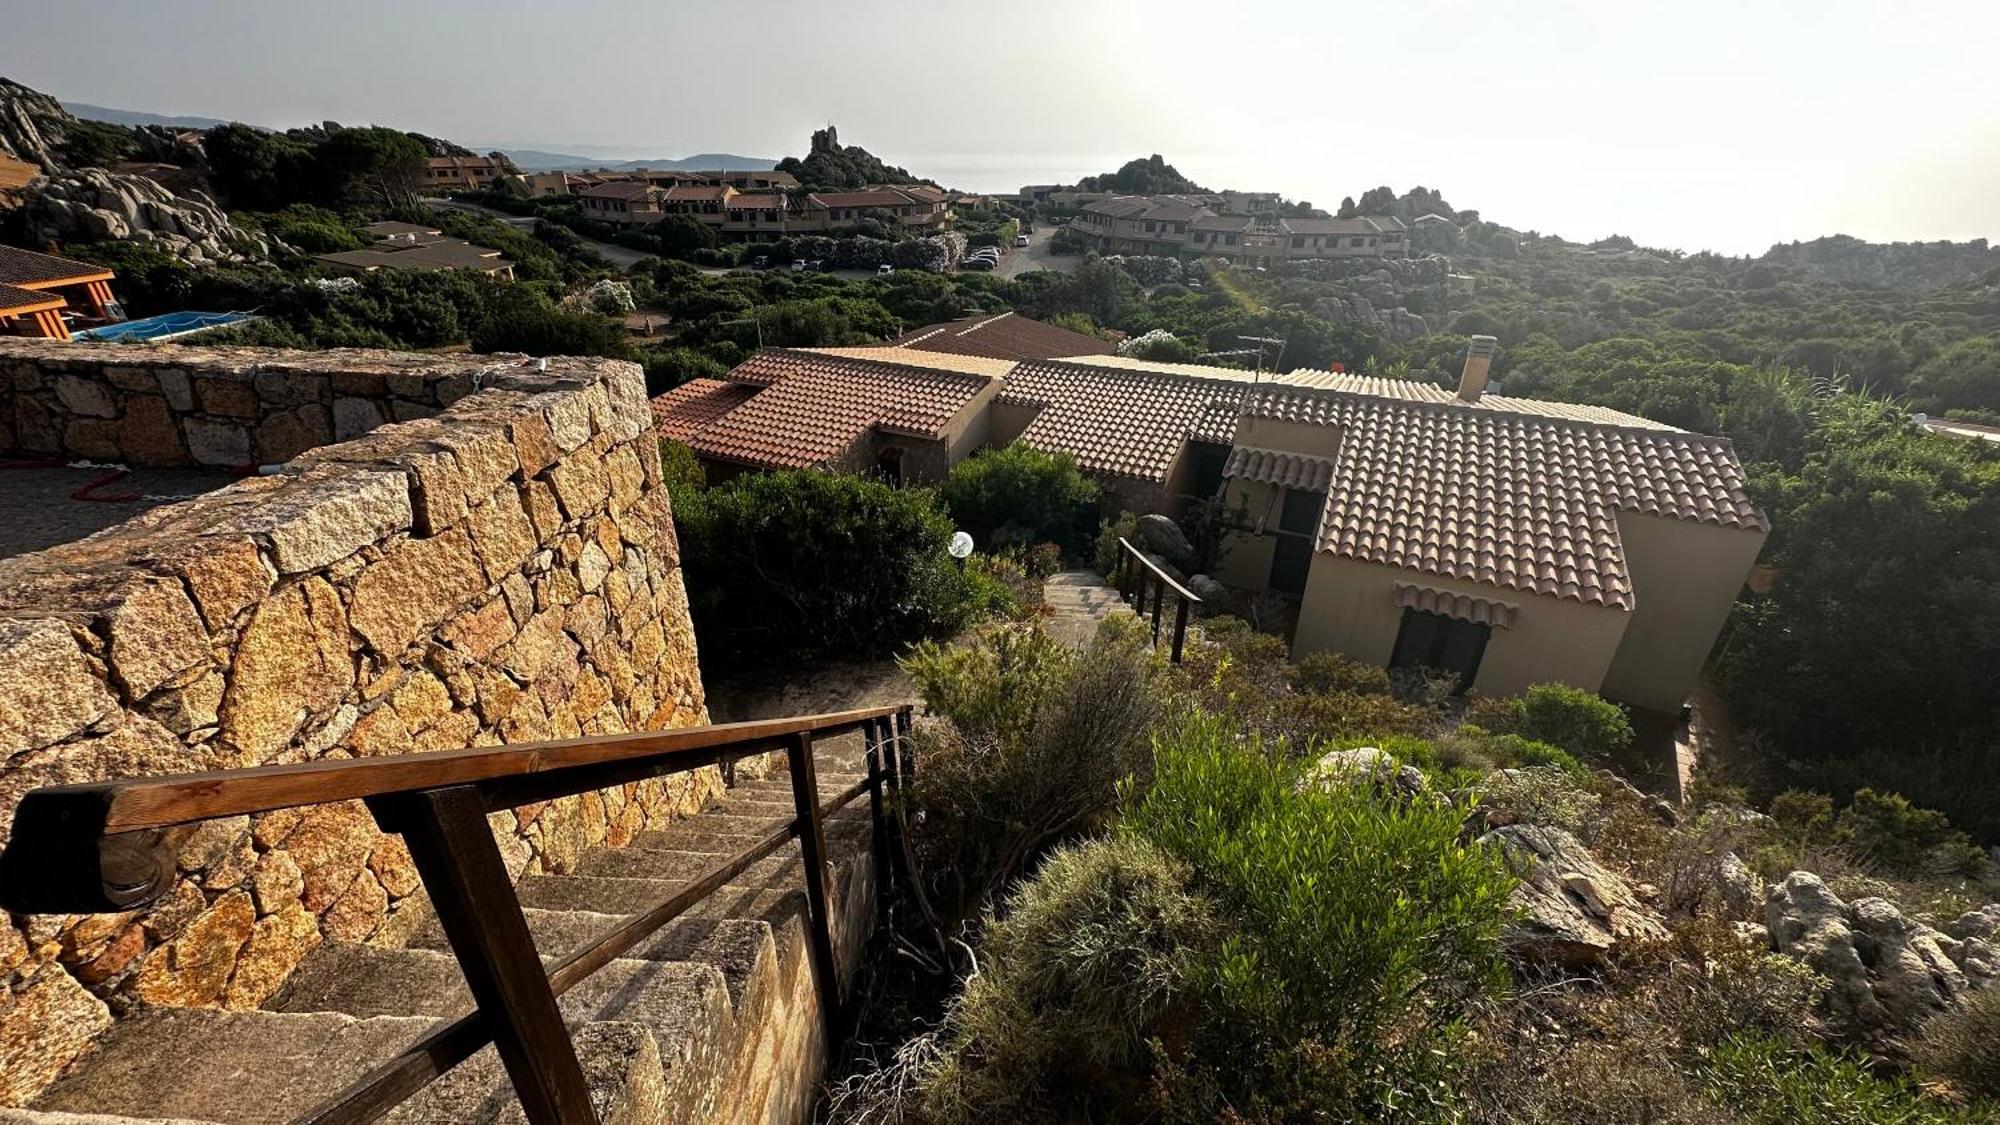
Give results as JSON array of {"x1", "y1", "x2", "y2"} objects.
[
  {"x1": 0, "y1": 704, "x2": 917, "y2": 1125},
  {"x1": 1114, "y1": 536, "x2": 1201, "y2": 662}
]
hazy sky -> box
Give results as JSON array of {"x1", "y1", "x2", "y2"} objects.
[{"x1": 7, "y1": 0, "x2": 1998, "y2": 255}]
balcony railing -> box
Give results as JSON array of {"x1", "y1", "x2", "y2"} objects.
[
  {"x1": 1113, "y1": 535, "x2": 1202, "y2": 663},
  {"x1": 0, "y1": 704, "x2": 915, "y2": 1124}
]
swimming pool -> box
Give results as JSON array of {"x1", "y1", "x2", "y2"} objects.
[{"x1": 73, "y1": 311, "x2": 257, "y2": 343}]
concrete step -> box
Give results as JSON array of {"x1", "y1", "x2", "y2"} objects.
[
  {"x1": 0, "y1": 1113, "x2": 217, "y2": 1124},
  {"x1": 575, "y1": 845, "x2": 804, "y2": 887},
  {"x1": 382, "y1": 1021, "x2": 672, "y2": 1125},
  {"x1": 31, "y1": 1009, "x2": 439, "y2": 1124},
  {"x1": 633, "y1": 812, "x2": 868, "y2": 857}
]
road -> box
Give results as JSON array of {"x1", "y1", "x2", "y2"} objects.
[
  {"x1": 421, "y1": 197, "x2": 654, "y2": 272},
  {"x1": 996, "y1": 225, "x2": 1075, "y2": 278}
]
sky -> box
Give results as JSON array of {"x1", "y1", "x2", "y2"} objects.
[{"x1": 7, "y1": 0, "x2": 1998, "y2": 256}]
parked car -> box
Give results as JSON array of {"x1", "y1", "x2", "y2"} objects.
[
  {"x1": 752, "y1": 256, "x2": 769, "y2": 268},
  {"x1": 1015, "y1": 234, "x2": 1031, "y2": 247},
  {"x1": 877, "y1": 264, "x2": 895, "y2": 276},
  {"x1": 790, "y1": 260, "x2": 806, "y2": 273},
  {"x1": 962, "y1": 256, "x2": 995, "y2": 270}
]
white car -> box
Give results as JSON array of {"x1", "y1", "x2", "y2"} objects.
[
  {"x1": 1015, "y1": 234, "x2": 1031, "y2": 247},
  {"x1": 877, "y1": 264, "x2": 895, "y2": 276}
]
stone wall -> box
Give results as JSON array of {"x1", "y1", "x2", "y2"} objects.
[
  {"x1": 0, "y1": 341, "x2": 712, "y2": 1105},
  {"x1": 0, "y1": 342, "x2": 513, "y2": 467}
]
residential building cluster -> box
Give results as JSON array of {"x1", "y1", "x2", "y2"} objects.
[
  {"x1": 652, "y1": 317, "x2": 1765, "y2": 716},
  {"x1": 1066, "y1": 194, "x2": 1409, "y2": 266},
  {"x1": 574, "y1": 179, "x2": 957, "y2": 240},
  {"x1": 312, "y1": 221, "x2": 516, "y2": 279}
]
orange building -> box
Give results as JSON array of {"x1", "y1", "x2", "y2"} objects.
[{"x1": 0, "y1": 245, "x2": 122, "y2": 341}]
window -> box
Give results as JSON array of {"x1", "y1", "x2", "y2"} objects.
[
  {"x1": 1224, "y1": 234, "x2": 1237, "y2": 246},
  {"x1": 1266, "y1": 487, "x2": 1324, "y2": 597},
  {"x1": 1291, "y1": 236, "x2": 1304, "y2": 248},
  {"x1": 1349, "y1": 236, "x2": 1364, "y2": 247},
  {"x1": 1182, "y1": 442, "x2": 1230, "y2": 500},
  {"x1": 1389, "y1": 610, "x2": 1491, "y2": 693}
]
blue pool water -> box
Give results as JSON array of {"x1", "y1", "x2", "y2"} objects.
[{"x1": 74, "y1": 311, "x2": 256, "y2": 342}]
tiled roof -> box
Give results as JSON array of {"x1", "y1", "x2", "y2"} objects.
[
  {"x1": 361, "y1": 221, "x2": 442, "y2": 238},
  {"x1": 999, "y1": 359, "x2": 1250, "y2": 481},
  {"x1": 685, "y1": 349, "x2": 1002, "y2": 469},
  {"x1": 0, "y1": 245, "x2": 114, "y2": 287},
  {"x1": 724, "y1": 193, "x2": 786, "y2": 210},
  {"x1": 1394, "y1": 582, "x2": 1521, "y2": 630},
  {"x1": 1190, "y1": 214, "x2": 1258, "y2": 233},
  {"x1": 887, "y1": 312, "x2": 1115, "y2": 361},
  {"x1": 1224, "y1": 446, "x2": 1335, "y2": 491},
  {"x1": 1269, "y1": 370, "x2": 1681, "y2": 430},
  {"x1": 663, "y1": 184, "x2": 731, "y2": 203},
  {"x1": 650, "y1": 378, "x2": 761, "y2": 441},
  {"x1": 580, "y1": 181, "x2": 658, "y2": 201},
  {"x1": 0, "y1": 282, "x2": 66, "y2": 315},
  {"x1": 798, "y1": 346, "x2": 1017, "y2": 379},
  {"x1": 1277, "y1": 215, "x2": 1409, "y2": 236},
  {"x1": 1239, "y1": 381, "x2": 1767, "y2": 609},
  {"x1": 810, "y1": 190, "x2": 914, "y2": 209}
]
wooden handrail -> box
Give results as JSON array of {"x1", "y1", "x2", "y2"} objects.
[
  {"x1": 1115, "y1": 536, "x2": 1201, "y2": 663},
  {"x1": 0, "y1": 701, "x2": 917, "y2": 1125},
  {"x1": 1117, "y1": 536, "x2": 1202, "y2": 604}
]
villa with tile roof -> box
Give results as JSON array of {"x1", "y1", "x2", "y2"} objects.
[
  {"x1": 1069, "y1": 195, "x2": 1410, "y2": 265},
  {"x1": 0, "y1": 245, "x2": 123, "y2": 340},
  {"x1": 653, "y1": 332, "x2": 1764, "y2": 711},
  {"x1": 887, "y1": 312, "x2": 1115, "y2": 361}
]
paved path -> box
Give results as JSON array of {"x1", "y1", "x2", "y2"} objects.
[{"x1": 1042, "y1": 570, "x2": 1134, "y2": 649}]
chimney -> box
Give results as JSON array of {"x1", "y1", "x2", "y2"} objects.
[{"x1": 1458, "y1": 335, "x2": 1498, "y2": 402}]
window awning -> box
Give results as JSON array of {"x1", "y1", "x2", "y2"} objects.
[
  {"x1": 1392, "y1": 581, "x2": 1520, "y2": 630},
  {"x1": 1223, "y1": 446, "x2": 1335, "y2": 491}
]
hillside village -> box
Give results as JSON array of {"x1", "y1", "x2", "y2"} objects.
[{"x1": 1, "y1": 66, "x2": 1999, "y2": 1125}]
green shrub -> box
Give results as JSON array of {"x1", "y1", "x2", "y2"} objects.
[
  {"x1": 1288, "y1": 650, "x2": 1391, "y2": 696},
  {"x1": 960, "y1": 555, "x2": 1028, "y2": 623},
  {"x1": 1771, "y1": 790, "x2": 1836, "y2": 839},
  {"x1": 1484, "y1": 732, "x2": 1586, "y2": 775},
  {"x1": 1521, "y1": 682, "x2": 1634, "y2": 761},
  {"x1": 1124, "y1": 712, "x2": 1517, "y2": 1117},
  {"x1": 940, "y1": 445, "x2": 1099, "y2": 554},
  {"x1": 657, "y1": 439, "x2": 705, "y2": 500},
  {"x1": 675, "y1": 470, "x2": 973, "y2": 668},
  {"x1": 1914, "y1": 987, "x2": 2000, "y2": 1101},
  {"x1": 921, "y1": 836, "x2": 1219, "y2": 1124},
  {"x1": 1478, "y1": 766, "x2": 1602, "y2": 834},
  {"x1": 1703, "y1": 1033, "x2": 1994, "y2": 1124},
  {"x1": 904, "y1": 619, "x2": 1165, "y2": 911},
  {"x1": 1834, "y1": 789, "x2": 1987, "y2": 877},
  {"x1": 1092, "y1": 511, "x2": 1139, "y2": 576},
  {"x1": 1023, "y1": 542, "x2": 1064, "y2": 578}
]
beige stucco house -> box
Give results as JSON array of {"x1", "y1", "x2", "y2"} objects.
[{"x1": 1212, "y1": 341, "x2": 1767, "y2": 714}]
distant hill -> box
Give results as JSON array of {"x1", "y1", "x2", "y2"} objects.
[
  {"x1": 502, "y1": 150, "x2": 779, "y2": 172},
  {"x1": 1760, "y1": 234, "x2": 2000, "y2": 291},
  {"x1": 64, "y1": 101, "x2": 234, "y2": 131}
]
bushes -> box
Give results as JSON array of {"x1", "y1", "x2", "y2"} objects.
[
  {"x1": 1092, "y1": 511, "x2": 1139, "y2": 576},
  {"x1": 921, "y1": 836, "x2": 1218, "y2": 1123},
  {"x1": 1121, "y1": 712, "x2": 1517, "y2": 1117},
  {"x1": 1520, "y1": 682, "x2": 1634, "y2": 761},
  {"x1": 1704, "y1": 1034, "x2": 1993, "y2": 1125},
  {"x1": 1915, "y1": 988, "x2": 2000, "y2": 1101},
  {"x1": 674, "y1": 470, "x2": 974, "y2": 669},
  {"x1": 939, "y1": 445, "x2": 1099, "y2": 555},
  {"x1": 903, "y1": 619, "x2": 1164, "y2": 911},
  {"x1": 1289, "y1": 650, "x2": 1391, "y2": 696}
]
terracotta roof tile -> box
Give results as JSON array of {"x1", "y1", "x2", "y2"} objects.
[
  {"x1": 1240, "y1": 381, "x2": 1767, "y2": 610},
  {"x1": 579, "y1": 181, "x2": 658, "y2": 201},
  {"x1": 1224, "y1": 446, "x2": 1335, "y2": 491},
  {"x1": 1000, "y1": 358, "x2": 1250, "y2": 481},
  {"x1": 888, "y1": 312, "x2": 1114, "y2": 361},
  {"x1": 685, "y1": 349, "x2": 1002, "y2": 470},
  {"x1": 650, "y1": 378, "x2": 761, "y2": 441},
  {"x1": 0, "y1": 245, "x2": 113, "y2": 287},
  {"x1": 0, "y1": 283, "x2": 67, "y2": 315},
  {"x1": 1393, "y1": 582, "x2": 1520, "y2": 629}
]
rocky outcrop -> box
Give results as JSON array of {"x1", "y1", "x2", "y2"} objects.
[
  {"x1": 1133, "y1": 513, "x2": 1195, "y2": 570},
  {"x1": 0, "y1": 77, "x2": 72, "y2": 171},
  {"x1": 1764, "y1": 872, "x2": 1998, "y2": 1042},
  {"x1": 1481, "y1": 824, "x2": 1668, "y2": 966},
  {"x1": 23, "y1": 168, "x2": 272, "y2": 264},
  {"x1": 1301, "y1": 747, "x2": 1427, "y2": 800}
]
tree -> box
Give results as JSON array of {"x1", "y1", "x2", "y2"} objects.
[{"x1": 470, "y1": 285, "x2": 631, "y2": 358}]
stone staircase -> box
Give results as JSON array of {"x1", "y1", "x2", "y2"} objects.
[
  {"x1": 1, "y1": 737, "x2": 879, "y2": 1125},
  {"x1": 1040, "y1": 571, "x2": 1135, "y2": 650}
]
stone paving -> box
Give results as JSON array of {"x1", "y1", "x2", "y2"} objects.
[{"x1": 1, "y1": 465, "x2": 239, "y2": 560}]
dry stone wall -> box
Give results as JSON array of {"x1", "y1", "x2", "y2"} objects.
[{"x1": 0, "y1": 340, "x2": 712, "y2": 1106}]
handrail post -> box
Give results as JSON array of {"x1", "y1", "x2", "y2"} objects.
[
  {"x1": 367, "y1": 787, "x2": 595, "y2": 1125},
  {"x1": 1172, "y1": 594, "x2": 1191, "y2": 664},
  {"x1": 864, "y1": 719, "x2": 892, "y2": 916},
  {"x1": 1151, "y1": 576, "x2": 1165, "y2": 646},
  {"x1": 785, "y1": 732, "x2": 843, "y2": 1046},
  {"x1": 895, "y1": 708, "x2": 914, "y2": 786}
]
